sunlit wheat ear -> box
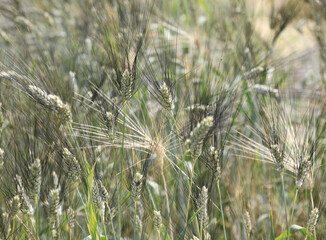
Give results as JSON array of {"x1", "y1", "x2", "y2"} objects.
[
  {"x1": 295, "y1": 155, "x2": 312, "y2": 189},
  {"x1": 0, "y1": 70, "x2": 23, "y2": 81},
  {"x1": 252, "y1": 84, "x2": 279, "y2": 100},
  {"x1": 62, "y1": 148, "x2": 81, "y2": 182},
  {"x1": 92, "y1": 180, "x2": 103, "y2": 210},
  {"x1": 29, "y1": 158, "x2": 41, "y2": 201},
  {"x1": 270, "y1": 144, "x2": 285, "y2": 173},
  {"x1": 232, "y1": 128, "x2": 295, "y2": 173},
  {"x1": 9, "y1": 195, "x2": 21, "y2": 219},
  {"x1": 104, "y1": 111, "x2": 116, "y2": 141},
  {"x1": 121, "y1": 69, "x2": 133, "y2": 102},
  {"x1": 27, "y1": 85, "x2": 72, "y2": 123},
  {"x1": 208, "y1": 146, "x2": 222, "y2": 181},
  {"x1": 16, "y1": 175, "x2": 33, "y2": 216},
  {"x1": 97, "y1": 180, "x2": 110, "y2": 203},
  {"x1": 197, "y1": 186, "x2": 209, "y2": 231},
  {"x1": 185, "y1": 116, "x2": 213, "y2": 160},
  {"x1": 67, "y1": 207, "x2": 76, "y2": 229},
  {"x1": 243, "y1": 210, "x2": 252, "y2": 238},
  {"x1": 131, "y1": 172, "x2": 144, "y2": 238},
  {"x1": 0, "y1": 148, "x2": 3, "y2": 170},
  {"x1": 131, "y1": 172, "x2": 143, "y2": 201},
  {"x1": 242, "y1": 66, "x2": 265, "y2": 80},
  {"x1": 153, "y1": 210, "x2": 162, "y2": 234},
  {"x1": 306, "y1": 208, "x2": 319, "y2": 237},
  {"x1": 48, "y1": 188, "x2": 60, "y2": 239},
  {"x1": 158, "y1": 82, "x2": 174, "y2": 112}
]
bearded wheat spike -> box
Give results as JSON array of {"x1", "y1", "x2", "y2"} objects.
[
  {"x1": 67, "y1": 207, "x2": 76, "y2": 229},
  {"x1": 47, "y1": 94, "x2": 72, "y2": 122},
  {"x1": 9, "y1": 195, "x2": 21, "y2": 218},
  {"x1": 296, "y1": 155, "x2": 312, "y2": 188},
  {"x1": 153, "y1": 210, "x2": 162, "y2": 232},
  {"x1": 92, "y1": 180, "x2": 102, "y2": 210},
  {"x1": 131, "y1": 172, "x2": 143, "y2": 201},
  {"x1": 29, "y1": 158, "x2": 41, "y2": 201},
  {"x1": 131, "y1": 172, "x2": 144, "y2": 239},
  {"x1": 16, "y1": 175, "x2": 34, "y2": 216},
  {"x1": 307, "y1": 208, "x2": 319, "y2": 235},
  {"x1": 28, "y1": 85, "x2": 50, "y2": 106},
  {"x1": 270, "y1": 144, "x2": 284, "y2": 173},
  {"x1": 209, "y1": 146, "x2": 221, "y2": 181},
  {"x1": 197, "y1": 186, "x2": 209, "y2": 230},
  {"x1": 105, "y1": 111, "x2": 114, "y2": 130},
  {"x1": 28, "y1": 85, "x2": 72, "y2": 122},
  {"x1": 48, "y1": 188, "x2": 60, "y2": 238},
  {"x1": 121, "y1": 69, "x2": 133, "y2": 101},
  {"x1": 98, "y1": 180, "x2": 110, "y2": 203},
  {"x1": 186, "y1": 116, "x2": 213, "y2": 160},
  {"x1": 159, "y1": 82, "x2": 174, "y2": 111},
  {"x1": 242, "y1": 66, "x2": 265, "y2": 80},
  {"x1": 0, "y1": 71, "x2": 23, "y2": 81},
  {"x1": 243, "y1": 210, "x2": 252, "y2": 238},
  {"x1": 62, "y1": 148, "x2": 81, "y2": 182}
]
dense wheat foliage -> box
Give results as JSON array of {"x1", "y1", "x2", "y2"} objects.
[{"x1": 1, "y1": 0, "x2": 326, "y2": 239}]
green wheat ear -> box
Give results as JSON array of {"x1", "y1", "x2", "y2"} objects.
[
  {"x1": 307, "y1": 208, "x2": 319, "y2": 236},
  {"x1": 29, "y1": 158, "x2": 41, "y2": 202},
  {"x1": 9, "y1": 195, "x2": 21, "y2": 219},
  {"x1": 243, "y1": 210, "x2": 252, "y2": 239},
  {"x1": 62, "y1": 148, "x2": 81, "y2": 182},
  {"x1": 48, "y1": 188, "x2": 60, "y2": 239},
  {"x1": 28, "y1": 85, "x2": 72, "y2": 123},
  {"x1": 197, "y1": 186, "x2": 209, "y2": 230},
  {"x1": 186, "y1": 116, "x2": 213, "y2": 160},
  {"x1": 153, "y1": 210, "x2": 162, "y2": 233},
  {"x1": 121, "y1": 69, "x2": 133, "y2": 102},
  {"x1": 159, "y1": 82, "x2": 174, "y2": 112},
  {"x1": 67, "y1": 207, "x2": 76, "y2": 229}
]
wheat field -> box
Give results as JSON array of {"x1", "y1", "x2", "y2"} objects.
[{"x1": 0, "y1": 0, "x2": 326, "y2": 239}]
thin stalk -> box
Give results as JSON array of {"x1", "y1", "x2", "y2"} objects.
[
  {"x1": 108, "y1": 204, "x2": 117, "y2": 240},
  {"x1": 289, "y1": 188, "x2": 299, "y2": 228},
  {"x1": 309, "y1": 189, "x2": 317, "y2": 240},
  {"x1": 310, "y1": 190, "x2": 314, "y2": 208},
  {"x1": 184, "y1": 157, "x2": 197, "y2": 229},
  {"x1": 134, "y1": 201, "x2": 139, "y2": 240},
  {"x1": 161, "y1": 164, "x2": 173, "y2": 240},
  {"x1": 35, "y1": 198, "x2": 39, "y2": 238},
  {"x1": 217, "y1": 180, "x2": 227, "y2": 240},
  {"x1": 118, "y1": 102, "x2": 127, "y2": 238},
  {"x1": 199, "y1": 209, "x2": 203, "y2": 240},
  {"x1": 16, "y1": 216, "x2": 36, "y2": 240},
  {"x1": 11, "y1": 218, "x2": 15, "y2": 240},
  {"x1": 281, "y1": 174, "x2": 289, "y2": 240}
]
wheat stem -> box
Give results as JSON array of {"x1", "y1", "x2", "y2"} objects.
[
  {"x1": 118, "y1": 102, "x2": 127, "y2": 238},
  {"x1": 289, "y1": 188, "x2": 299, "y2": 240},
  {"x1": 217, "y1": 180, "x2": 227, "y2": 240},
  {"x1": 281, "y1": 174, "x2": 289, "y2": 240}
]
